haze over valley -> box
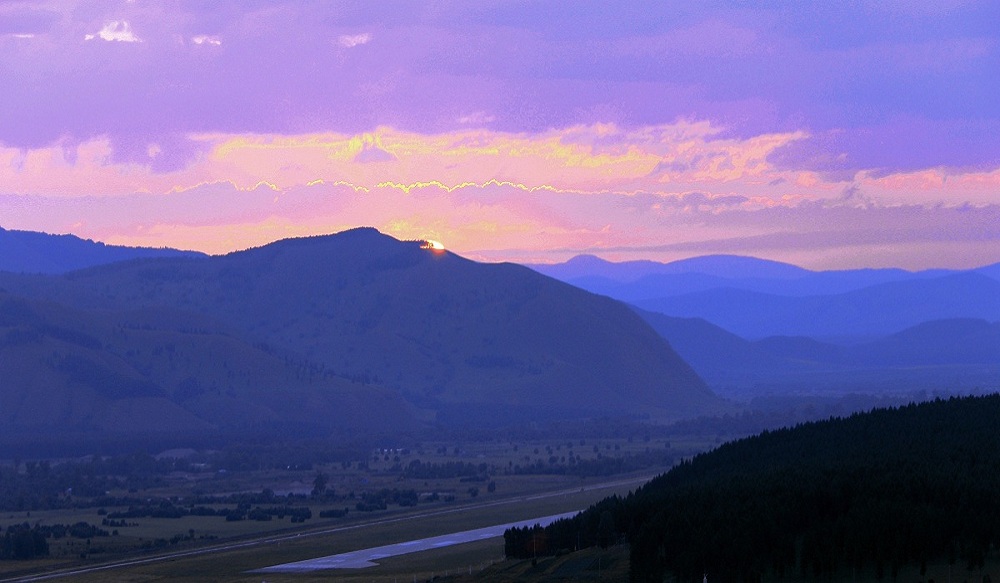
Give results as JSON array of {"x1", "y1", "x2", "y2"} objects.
[{"x1": 530, "y1": 254, "x2": 1000, "y2": 400}]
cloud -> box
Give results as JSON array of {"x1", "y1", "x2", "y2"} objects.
[
  {"x1": 457, "y1": 112, "x2": 496, "y2": 125},
  {"x1": 0, "y1": 3, "x2": 995, "y2": 272},
  {"x1": 191, "y1": 35, "x2": 221, "y2": 46},
  {"x1": 1, "y1": 118, "x2": 998, "y2": 269},
  {"x1": 3, "y1": 122, "x2": 998, "y2": 209},
  {"x1": 337, "y1": 33, "x2": 371, "y2": 48},
  {"x1": 5, "y1": 179, "x2": 999, "y2": 271},
  {"x1": 347, "y1": 132, "x2": 397, "y2": 163},
  {"x1": 2, "y1": 3, "x2": 994, "y2": 176},
  {"x1": 85, "y1": 20, "x2": 141, "y2": 43},
  {"x1": 674, "y1": 192, "x2": 749, "y2": 207},
  {"x1": 354, "y1": 146, "x2": 396, "y2": 163}
]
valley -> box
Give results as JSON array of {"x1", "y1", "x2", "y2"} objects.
[
  {"x1": 2, "y1": 228, "x2": 999, "y2": 582},
  {"x1": 0, "y1": 426, "x2": 713, "y2": 582},
  {"x1": 532, "y1": 253, "x2": 1000, "y2": 400}
]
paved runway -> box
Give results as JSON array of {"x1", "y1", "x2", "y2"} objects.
[{"x1": 252, "y1": 511, "x2": 579, "y2": 572}]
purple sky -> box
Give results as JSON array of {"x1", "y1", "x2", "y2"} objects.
[{"x1": 1, "y1": 1, "x2": 998, "y2": 268}]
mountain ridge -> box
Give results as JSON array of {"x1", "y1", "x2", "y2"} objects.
[
  {"x1": 635, "y1": 271, "x2": 1000, "y2": 340},
  {"x1": 0, "y1": 226, "x2": 205, "y2": 274},
  {"x1": 0, "y1": 229, "x2": 722, "y2": 443},
  {"x1": 633, "y1": 307, "x2": 1000, "y2": 397},
  {"x1": 528, "y1": 253, "x2": 810, "y2": 282}
]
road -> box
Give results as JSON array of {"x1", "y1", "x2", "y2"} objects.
[{"x1": 0, "y1": 474, "x2": 653, "y2": 582}]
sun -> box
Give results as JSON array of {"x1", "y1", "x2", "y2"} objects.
[{"x1": 421, "y1": 239, "x2": 445, "y2": 252}]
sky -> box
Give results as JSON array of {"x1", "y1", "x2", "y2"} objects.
[{"x1": 1, "y1": 1, "x2": 998, "y2": 269}]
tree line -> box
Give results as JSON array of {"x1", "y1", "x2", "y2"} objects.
[{"x1": 512, "y1": 394, "x2": 1000, "y2": 582}]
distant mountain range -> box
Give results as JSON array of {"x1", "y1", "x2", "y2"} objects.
[
  {"x1": 528, "y1": 254, "x2": 812, "y2": 283},
  {"x1": 0, "y1": 227, "x2": 204, "y2": 273},
  {"x1": 530, "y1": 254, "x2": 1000, "y2": 339},
  {"x1": 634, "y1": 272, "x2": 1000, "y2": 340},
  {"x1": 636, "y1": 310, "x2": 1000, "y2": 394},
  {"x1": 0, "y1": 228, "x2": 720, "y2": 446},
  {"x1": 531, "y1": 254, "x2": 1000, "y2": 397}
]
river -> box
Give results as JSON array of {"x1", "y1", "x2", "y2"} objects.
[{"x1": 252, "y1": 511, "x2": 579, "y2": 572}]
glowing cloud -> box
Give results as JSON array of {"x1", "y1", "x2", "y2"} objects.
[
  {"x1": 1, "y1": 122, "x2": 996, "y2": 211},
  {"x1": 0, "y1": 2, "x2": 995, "y2": 271},
  {"x1": 191, "y1": 35, "x2": 221, "y2": 46},
  {"x1": 338, "y1": 33, "x2": 371, "y2": 48},
  {"x1": 1, "y1": 119, "x2": 998, "y2": 270},
  {"x1": 84, "y1": 21, "x2": 141, "y2": 43}
]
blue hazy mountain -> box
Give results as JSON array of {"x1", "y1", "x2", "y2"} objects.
[
  {"x1": 977, "y1": 261, "x2": 1000, "y2": 281},
  {"x1": 539, "y1": 255, "x2": 1000, "y2": 399},
  {"x1": 532, "y1": 254, "x2": 1000, "y2": 341},
  {"x1": 634, "y1": 307, "x2": 1000, "y2": 397},
  {"x1": 530, "y1": 254, "x2": 963, "y2": 301},
  {"x1": 0, "y1": 227, "x2": 205, "y2": 274},
  {"x1": 569, "y1": 268, "x2": 960, "y2": 302},
  {"x1": 634, "y1": 272, "x2": 1000, "y2": 340},
  {"x1": 528, "y1": 254, "x2": 809, "y2": 283}
]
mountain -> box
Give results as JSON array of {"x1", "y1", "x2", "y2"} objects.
[
  {"x1": 0, "y1": 228, "x2": 721, "y2": 435},
  {"x1": 633, "y1": 307, "x2": 1000, "y2": 397},
  {"x1": 0, "y1": 290, "x2": 416, "y2": 443},
  {"x1": 849, "y1": 318, "x2": 1000, "y2": 367},
  {"x1": 633, "y1": 309, "x2": 785, "y2": 381},
  {"x1": 531, "y1": 254, "x2": 965, "y2": 302},
  {"x1": 0, "y1": 227, "x2": 205, "y2": 274},
  {"x1": 528, "y1": 254, "x2": 808, "y2": 283},
  {"x1": 635, "y1": 272, "x2": 1000, "y2": 340},
  {"x1": 977, "y1": 261, "x2": 1000, "y2": 281},
  {"x1": 632, "y1": 309, "x2": 852, "y2": 393},
  {"x1": 557, "y1": 272, "x2": 747, "y2": 303},
  {"x1": 532, "y1": 254, "x2": 1000, "y2": 397},
  {"x1": 569, "y1": 268, "x2": 961, "y2": 302}
]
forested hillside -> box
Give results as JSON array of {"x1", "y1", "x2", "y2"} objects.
[
  {"x1": 0, "y1": 227, "x2": 203, "y2": 273},
  {"x1": 509, "y1": 395, "x2": 1000, "y2": 582},
  {"x1": 0, "y1": 289, "x2": 418, "y2": 448}
]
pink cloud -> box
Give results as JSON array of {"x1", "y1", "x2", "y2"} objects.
[
  {"x1": 0, "y1": 115, "x2": 997, "y2": 270},
  {"x1": 4, "y1": 167, "x2": 999, "y2": 271},
  {"x1": 337, "y1": 32, "x2": 371, "y2": 48}
]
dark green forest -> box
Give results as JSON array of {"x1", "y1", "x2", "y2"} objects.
[{"x1": 507, "y1": 395, "x2": 1000, "y2": 582}]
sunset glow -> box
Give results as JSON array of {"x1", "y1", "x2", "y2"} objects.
[{"x1": 1, "y1": 2, "x2": 997, "y2": 269}]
